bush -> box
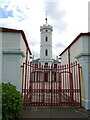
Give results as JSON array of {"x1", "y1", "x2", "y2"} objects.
[{"x1": 2, "y1": 82, "x2": 23, "y2": 120}]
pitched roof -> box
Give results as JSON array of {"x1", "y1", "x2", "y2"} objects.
[
  {"x1": 59, "y1": 32, "x2": 90, "y2": 56},
  {"x1": 31, "y1": 58, "x2": 40, "y2": 63},
  {"x1": 0, "y1": 27, "x2": 32, "y2": 55}
]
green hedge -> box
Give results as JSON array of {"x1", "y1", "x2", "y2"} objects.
[{"x1": 2, "y1": 82, "x2": 23, "y2": 120}]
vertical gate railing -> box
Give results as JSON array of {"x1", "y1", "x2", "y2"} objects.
[{"x1": 21, "y1": 61, "x2": 81, "y2": 106}]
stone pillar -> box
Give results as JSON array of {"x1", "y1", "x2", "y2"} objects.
[
  {"x1": 76, "y1": 53, "x2": 90, "y2": 110},
  {"x1": 2, "y1": 49, "x2": 25, "y2": 92}
]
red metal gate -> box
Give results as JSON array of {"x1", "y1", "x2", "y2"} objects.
[{"x1": 21, "y1": 61, "x2": 81, "y2": 106}]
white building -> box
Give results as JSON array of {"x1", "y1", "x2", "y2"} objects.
[
  {"x1": 31, "y1": 18, "x2": 60, "y2": 83},
  {"x1": 0, "y1": 27, "x2": 31, "y2": 91},
  {"x1": 1, "y1": 24, "x2": 90, "y2": 110},
  {"x1": 59, "y1": 33, "x2": 90, "y2": 110},
  {"x1": 39, "y1": 23, "x2": 53, "y2": 66},
  {"x1": 32, "y1": 18, "x2": 60, "y2": 67}
]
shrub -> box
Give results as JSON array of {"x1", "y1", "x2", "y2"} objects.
[{"x1": 2, "y1": 82, "x2": 23, "y2": 120}]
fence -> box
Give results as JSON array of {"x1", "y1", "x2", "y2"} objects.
[{"x1": 21, "y1": 61, "x2": 81, "y2": 106}]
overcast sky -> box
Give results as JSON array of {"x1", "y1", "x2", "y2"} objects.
[{"x1": 0, "y1": 0, "x2": 89, "y2": 59}]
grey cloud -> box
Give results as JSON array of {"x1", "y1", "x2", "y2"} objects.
[
  {"x1": 29, "y1": 39, "x2": 39, "y2": 46},
  {"x1": 44, "y1": 1, "x2": 67, "y2": 33},
  {"x1": 30, "y1": 41, "x2": 39, "y2": 46},
  {"x1": 45, "y1": 2, "x2": 64, "y2": 20},
  {"x1": 31, "y1": 48, "x2": 40, "y2": 59},
  {"x1": 55, "y1": 42, "x2": 65, "y2": 48}
]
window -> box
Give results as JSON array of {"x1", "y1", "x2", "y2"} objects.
[
  {"x1": 45, "y1": 50, "x2": 48, "y2": 56},
  {"x1": 45, "y1": 37, "x2": 48, "y2": 41},
  {"x1": 54, "y1": 64, "x2": 57, "y2": 68},
  {"x1": 45, "y1": 63, "x2": 48, "y2": 66},
  {"x1": 45, "y1": 73, "x2": 48, "y2": 82},
  {"x1": 46, "y1": 29, "x2": 48, "y2": 32},
  {"x1": 39, "y1": 63, "x2": 41, "y2": 65}
]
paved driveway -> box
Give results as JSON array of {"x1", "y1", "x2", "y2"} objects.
[{"x1": 18, "y1": 106, "x2": 90, "y2": 119}]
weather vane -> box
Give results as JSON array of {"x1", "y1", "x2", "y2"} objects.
[{"x1": 45, "y1": 10, "x2": 48, "y2": 24}]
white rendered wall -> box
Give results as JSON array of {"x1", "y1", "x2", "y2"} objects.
[
  {"x1": 20, "y1": 35, "x2": 26, "y2": 62},
  {"x1": 2, "y1": 54, "x2": 22, "y2": 91},
  {"x1": 82, "y1": 36, "x2": 89, "y2": 53},
  {"x1": 20, "y1": 34, "x2": 30, "y2": 62},
  {"x1": 40, "y1": 25, "x2": 53, "y2": 61},
  {"x1": 40, "y1": 33, "x2": 52, "y2": 46},
  {"x1": 2, "y1": 32, "x2": 27, "y2": 62},
  {"x1": 40, "y1": 46, "x2": 52, "y2": 60},
  {"x1": 2, "y1": 32, "x2": 20, "y2": 50},
  {"x1": 61, "y1": 36, "x2": 83, "y2": 64},
  {"x1": 2, "y1": 32, "x2": 27, "y2": 92},
  {"x1": 76, "y1": 54, "x2": 90, "y2": 110},
  {"x1": 60, "y1": 35, "x2": 90, "y2": 110},
  {"x1": 61, "y1": 50, "x2": 68, "y2": 65},
  {"x1": 70, "y1": 37, "x2": 83, "y2": 62},
  {"x1": 69, "y1": 36, "x2": 88, "y2": 63}
]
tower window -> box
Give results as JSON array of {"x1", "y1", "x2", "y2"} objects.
[
  {"x1": 46, "y1": 30, "x2": 48, "y2": 32},
  {"x1": 45, "y1": 37, "x2": 48, "y2": 41},
  {"x1": 45, "y1": 50, "x2": 48, "y2": 56},
  {"x1": 45, "y1": 63, "x2": 48, "y2": 66},
  {"x1": 54, "y1": 64, "x2": 57, "y2": 68}
]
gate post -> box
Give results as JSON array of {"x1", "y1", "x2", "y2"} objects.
[
  {"x1": 76, "y1": 53, "x2": 90, "y2": 110},
  {"x1": 42, "y1": 71, "x2": 45, "y2": 104},
  {"x1": 50, "y1": 65, "x2": 52, "y2": 106},
  {"x1": 69, "y1": 73, "x2": 74, "y2": 104},
  {"x1": 29, "y1": 62, "x2": 32, "y2": 104},
  {"x1": 78, "y1": 63, "x2": 82, "y2": 106}
]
